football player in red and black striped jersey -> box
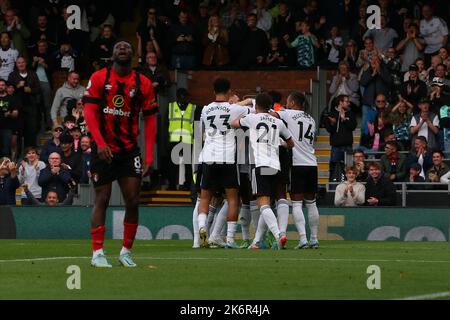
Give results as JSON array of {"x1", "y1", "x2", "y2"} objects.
[{"x1": 83, "y1": 40, "x2": 157, "y2": 268}]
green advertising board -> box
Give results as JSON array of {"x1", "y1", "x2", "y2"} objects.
[{"x1": 0, "y1": 206, "x2": 449, "y2": 241}]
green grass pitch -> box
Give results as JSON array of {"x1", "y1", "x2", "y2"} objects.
[{"x1": 1, "y1": 240, "x2": 450, "y2": 300}]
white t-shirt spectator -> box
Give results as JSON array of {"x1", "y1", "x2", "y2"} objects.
[
  {"x1": 0, "y1": 47, "x2": 19, "y2": 80},
  {"x1": 410, "y1": 114, "x2": 440, "y2": 143},
  {"x1": 420, "y1": 17, "x2": 449, "y2": 54}
]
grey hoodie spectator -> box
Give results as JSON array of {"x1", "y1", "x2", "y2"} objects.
[{"x1": 51, "y1": 71, "x2": 85, "y2": 127}]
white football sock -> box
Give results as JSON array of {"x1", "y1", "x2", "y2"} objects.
[
  {"x1": 120, "y1": 247, "x2": 131, "y2": 256},
  {"x1": 210, "y1": 201, "x2": 228, "y2": 239},
  {"x1": 226, "y1": 221, "x2": 237, "y2": 243},
  {"x1": 277, "y1": 199, "x2": 289, "y2": 234},
  {"x1": 292, "y1": 201, "x2": 307, "y2": 243},
  {"x1": 239, "y1": 204, "x2": 251, "y2": 240},
  {"x1": 305, "y1": 199, "x2": 320, "y2": 242},
  {"x1": 250, "y1": 200, "x2": 259, "y2": 232},
  {"x1": 93, "y1": 249, "x2": 104, "y2": 259},
  {"x1": 192, "y1": 198, "x2": 200, "y2": 246},
  {"x1": 198, "y1": 212, "x2": 207, "y2": 230},
  {"x1": 261, "y1": 205, "x2": 280, "y2": 239},
  {"x1": 252, "y1": 212, "x2": 267, "y2": 244},
  {"x1": 206, "y1": 205, "x2": 216, "y2": 236}
]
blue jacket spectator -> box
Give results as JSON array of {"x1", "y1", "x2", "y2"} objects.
[
  {"x1": 40, "y1": 126, "x2": 63, "y2": 163},
  {"x1": 38, "y1": 152, "x2": 71, "y2": 201},
  {"x1": 0, "y1": 158, "x2": 20, "y2": 205}
]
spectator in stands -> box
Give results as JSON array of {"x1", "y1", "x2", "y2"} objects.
[
  {"x1": 0, "y1": 157, "x2": 19, "y2": 205},
  {"x1": 350, "y1": 5, "x2": 368, "y2": 50},
  {"x1": 396, "y1": 22, "x2": 424, "y2": 73},
  {"x1": 40, "y1": 125, "x2": 63, "y2": 163},
  {"x1": 28, "y1": 13, "x2": 57, "y2": 53},
  {"x1": 252, "y1": 0, "x2": 272, "y2": 34},
  {"x1": 265, "y1": 35, "x2": 288, "y2": 67},
  {"x1": 296, "y1": 0, "x2": 325, "y2": 36},
  {"x1": 360, "y1": 56, "x2": 392, "y2": 140},
  {"x1": 169, "y1": 10, "x2": 197, "y2": 69},
  {"x1": 51, "y1": 71, "x2": 85, "y2": 127},
  {"x1": 237, "y1": 13, "x2": 269, "y2": 68},
  {"x1": 17, "y1": 146, "x2": 46, "y2": 205},
  {"x1": 420, "y1": 4, "x2": 449, "y2": 66},
  {"x1": 405, "y1": 136, "x2": 433, "y2": 179},
  {"x1": 0, "y1": 78, "x2": 18, "y2": 158},
  {"x1": 352, "y1": 149, "x2": 368, "y2": 182},
  {"x1": 38, "y1": 151, "x2": 71, "y2": 201},
  {"x1": 342, "y1": 40, "x2": 358, "y2": 71},
  {"x1": 227, "y1": 4, "x2": 248, "y2": 65},
  {"x1": 272, "y1": 1, "x2": 295, "y2": 44},
  {"x1": 8, "y1": 56, "x2": 41, "y2": 148},
  {"x1": 356, "y1": 36, "x2": 378, "y2": 79},
  {"x1": 328, "y1": 61, "x2": 359, "y2": 114},
  {"x1": 426, "y1": 55, "x2": 443, "y2": 82},
  {"x1": 380, "y1": 141, "x2": 406, "y2": 182},
  {"x1": 0, "y1": 9, "x2": 30, "y2": 61},
  {"x1": 319, "y1": 26, "x2": 344, "y2": 68},
  {"x1": 324, "y1": 94, "x2": 357, "y2": 182},
  {"x1": 59, "y1": 134, "x2": 82, "y2": 184},
  {"x1": 432, "y1": 64, "x2": 450, "y2": 89},
  {"x1": 31, "y1": 39, "x2": 54, "y2": 132},
  {"x1": 401, "y1": 64, "x2": 428, "y2": 112},
  {"x1": 407, "y1": 162, "x2": 426, "y2": 189},
  {"x1": 22, "y1": 184, "x2": 75, "y2": 206},
  {"x1": 363, "y1": 15, "x2": 398, "y2": 53},
  {"x1": 71, "y1": 99, "x2": 86, "y2": 135},
  {"x1": 138, "y1": 51, "x2": 170, "y2": 96},
  {"x1": 136, "y1": 6, "x2": 167, "y2": 64},
  {"x1": 360, "y1": 93, "x2": 391, "y2": 152},
  {"x1": 430, "y1": 77, "x2": 450, "y2": 113},
  {"x1": 410, "y1": 99, "x2": 440, "y2": 151},
  {"x1": 364, "y1": 161, "x2": 397, "y2": 206},
  {"x1": 334, "y1": 165, "x2": 366, "y2": 207},
  {"x1": 383, "y1": 47, "x2": 402, "y2": 98},
  {"x1": 284, "y1": 20, "x2": 319, "y2": 69},
  {"x1": 53, "y1": 41, "x2": 78, "y2": 72},
  {"x1": 0, "y1": 32, "x2": 18, "y2": 80},
  {"x1": 390, "y1": 97, "x2": 413, "y2": 151},
  {"x1": 79, "y1": 135, "x2": 91, "y2": 184},
  {"x1": 440, "y1": 170, "x2": 450, "y2": 184},
  {"x1": 6, "y1": 82, "x2": 20, "y2": 161},
  {"x1": 56, "y1": 5, "x2": 85, "y2": 54},
  {"x1": 439, "y1": 47, "x2": 450, "y2": 67},
  {"x1": 202, "y1": 15, "x2": 230, "y2": 67},
  {"x1": 92, "y1": 24, "x2": 116, "y2": 70},
  {"x1": 440, "y1": 102, "x2": 450, "y2": 152},
  {"x1": 404, "y1": 57, "x2": 428, "y2": 82},
  {"x1": 69, "y1": 126, "x2": 82, "y2": 153},
  {"x1": 426, "y1": 150, "x2": 449, "y2": 181}
]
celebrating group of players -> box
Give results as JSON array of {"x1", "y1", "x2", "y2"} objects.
[{"x1": 192, "y1": 77, "x2": 320, "y2": 250}]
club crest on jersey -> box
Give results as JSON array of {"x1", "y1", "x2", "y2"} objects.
[{"x1": 112, "y1": 95, "x2": 125, "y2": 108}]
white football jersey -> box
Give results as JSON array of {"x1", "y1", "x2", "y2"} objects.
[
  {"x1": 277, "y1": 109, "x2": 317, "y2": 166},
  {"x1": 240, "y1": 113, "x2": 292, "y2": 170},
  {"x1": 0, "y1": 48, "x2": 19, "y2": 80},
  {"x1": 199, "y1": 102, "x2": 251, "y2": 164}
]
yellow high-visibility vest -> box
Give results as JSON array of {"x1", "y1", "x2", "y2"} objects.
[{"x1": 168, "y1": 102, "x2": 196, "y2": 144}]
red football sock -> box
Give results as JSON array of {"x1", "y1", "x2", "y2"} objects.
[
  {"x1": 123, "y1": 222, "x2": 138, "y2": 250},
  {"x1": 91, "y1": 225, "x2": 106, "y2": 251}
]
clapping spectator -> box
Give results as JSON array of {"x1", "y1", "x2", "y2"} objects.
[
  {"x1": 272, "y1": 2, "x2": 295, "y2": 42},
  {"x1": 352, "y1": 149, "x2": 368, "y2": 182},
  {"x1": 410, "y1": 99, "x2": 440, "y2": 151},
  {"x1": 71, "y1": 99, "x2": 87, "y2": 135},
  {"x1": 329, "y1": 61, "x2": 359, "y2": 114},
  {"x1": 0, "y1": 9, "x2": 31, "y2": 61},
  {"x1": 0, "y1": 157, "x2": 19, "y2": 205},
  {"x1": 342, "y1": 40, "x2": 358, "y2": 71},
  {"x1": 319, "y1": 26, "x2": 344, "y2": 68},
  {"x1": 169, "y1": 10, "x2": 196, "y2": 69},
  {"x1": 401, "y1": 64, "x2": 428, "y2": 112},
  {"x1": 40, "y1": 125, "x2": 63, "y2": 163},
  {"x1": 324, "y1": 95, "x2": 357, "y2": 182},
  {"x1": 334, "y1": 166, "x2": 366, "y2": 207},
  {"x1": 202, "y1": 15, "x2": 229, "y2": 67},
  {"x1": 237, "y1": 13, "x2": 269, "y2": 68},
  {"x1": 51, "y1": 71, "x2": 85, "y2": 127},
  {"x1": 265, "y1": 35, "x2": 288, "y2": 67},
  {"x1": 380, "y1": 141, "x2": 406, "y2": 182},
  {"x1": 350, "y1": 5, "x2": 368, "y2": 50},
  {"x1": 92, "y1": 24, "x2": 116, "y2": 70},
  {"x1": 38, "y1": 152, "x2": 71, "y2": 201},
  {"x1": 69, "y1": 126, "x2": 82, "y2": 153},
  {"x1": 404, "y1": 57, "x2": 428, "y2": 82},
  {"x1": 363, "y1": 15, "x2": 398, "y2": 54},
  {"x1": 252, "y1": 0, "x2": 272, "y2": 34},
  {"x1": 364, "y1": 161, "x2": 397, "y2": 206},
  {"x1": 405, "y1": 136, "x2": 433, "y2": 179},
  {"x1": 54, "y1": 41, "x2": 78, "y2": 72},
  {"x1": 396, "y1": 22, "x2": 424, "y2": 73},
  {"x1": 60, "y1": 134, "x2": 82, "y2": 184},
  {"x1": 17, "y1": 147, "x2": 46, "y2": 205}
]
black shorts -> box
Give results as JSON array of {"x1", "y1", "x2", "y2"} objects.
[
  {"x1": 200, "y1": 163, "x2": 239, "y2": 190},
  {"x1": 278, "y1": 147, "x2": 291, "y2": 185},
  {"x1": 290, "y1": 166, "x2": 318, "y2": 195},
  {"x1": 251, "y1": 166, "x2": 279, "y2": 197},
  {"x1": 195, "y1": 163, "x2": 203, "y2": 194},
  {"x1": 90, "y1": 148, "x2": 142, "y2": 188}
]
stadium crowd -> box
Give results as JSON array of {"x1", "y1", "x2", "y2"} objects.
[{"x1": 0, "y1": 0, "x2": 450, "y2": 207}]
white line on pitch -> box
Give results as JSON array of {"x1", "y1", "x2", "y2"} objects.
[
  {"x1": 2, "y1": 256, "x2": 450, "y2": 264},
  {"x1": 396, "y1": 292, "x2": 450, "y2": 300}
]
